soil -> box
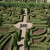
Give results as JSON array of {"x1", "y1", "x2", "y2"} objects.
[
  {"x1": 32, "y1": 28, "x2": 44, "y2": 35},
  {"x1": 2, "y1": 41, "x2": 10, "y2": 50},
  {"x1": 32, "y1": 28, "x2": 44, "y2": 44},
  {"x1": 32, "y1": 39, "x2": 39, "y2": 44},
  {"x1": 0, "y1": 28, "x2": 10, "y2": 32}
]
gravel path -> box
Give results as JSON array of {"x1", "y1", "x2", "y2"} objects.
[{"x1": 14, "y1": 8, "x2": 32, "y2": 50}]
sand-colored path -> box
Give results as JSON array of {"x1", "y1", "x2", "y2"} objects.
[
  {"x1": 14, "y1": 8, "x2": 32, "y2": 50},
  {"x1": 14, "y1": 22, "x2": 32, "y2": 29}
]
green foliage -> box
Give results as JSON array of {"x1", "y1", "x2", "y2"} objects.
[
  {"x1": 0, "y1": 2, "x2": 25, "y2": 7},
  {"x1": 30, "y1": 42, "x2": 49, "y2": 50},
  {"x1": 13, "y1": 37, "x2": 18, "y2": 46},
  {"x1": 24, "y1": 47, "x2": 28, "y2": 50},
  {"x1": 24, "y1": 31, "x2": 29, "y2": 50},
  {"x1": 27, "y1": 2, "x2": 49, "y2": 9},
  {"x1": 0, "y1": 2, "x2": 50, "y2": 9},
  {"x1": 47, "y1": 17, "x2": 50, "y2": 27},
  {"x1": 13, "y1": 47, "x2": 17, "y2": 50},
  {"x1": 24, "y1": 38, "x2": 28, "y2": 50},
  {"x1": 25, "y1": 31, "x2": 30, "y2": 41},
  {"x1": 0, "y1": 16, "x2": 3, "y2": 26},
  {"x1": 24, "y1": 38, "x2": 28, "y2": 48},
  {"x1": 15, "y1": 30, "x2": 18, "y2": 41},
  {"x1": 20, "y1": 8, "x2": 24, "y2": 15},
  {"x1": 27, "y1": 8, "x2": 30, "y2": 15},
  {"x1": 0, "y1": 35, "x2": 11, "y2": 50}
]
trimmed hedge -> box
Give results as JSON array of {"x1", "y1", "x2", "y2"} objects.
[
  {"x1": 0, "y1": 2, "x2": 26, "y2": 7},
  {"x1": 0, "y1": 15, "x2": 3, "y2": 26},
  {"x1": 15, "y1": 30, "x2": 18, "y2": 41},
  {"x1": 30, "y1": 43, "x2": 47, "y2": 50},
  {"x1": 13, "y1": 47, "x2": 17, "y2": 50},
  {"x1": 33, "y1": 28, "x2": 47, "y2": 36},
  {"x1": 0, "y1": 24, "x2": 16, "y2": 34},
  {"x1": 0, "y1": 35, "x2": 11, "y2": 50},
  {"x1": 27, "y1": 2, "x2": 49, "y2": 9},
  {"x1": 0, "y1": 33, "x2": 11, "y2": 44},
  {"x1": 0, "y1": 2, "x2": 50, "y2": 8},
  {"x1": 30, "y1": 27, "x2": 47, "y2": 37},
  {"x1": 0, "y1": 34, "x2": 3, "y2": 39},
  {"x1": 8, "y1": 34, "x2": 14, "y2": 50},
  {"x1": 24, "y1": 38, "x2": 28, "y2": 50},
  {"x1": 47, "y1": 16, "x2": 50, "y2": 27},
  {"x1": 13, "y1": 36, "x2": 18, "y2": 50},
  {"x1": 15, "y1": 28, "x2": 21, "y2": 41}
]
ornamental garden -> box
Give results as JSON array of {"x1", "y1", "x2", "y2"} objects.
[{"x1": 0, "y1": 1, "x2": 50, "y2": 50}]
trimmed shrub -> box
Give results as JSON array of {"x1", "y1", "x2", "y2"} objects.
[
  {"x1": 20, "y1": 8, "x2": 24, "y2": 15},
  {"x1": 15, "y1": 30, "x2": 18, "y2": 41},
  {"x1": 0, "y1": 33, "x2": 11, "y2": 43},
  {"x1": 0, "y1": 16, "x2": 3, "y2": 26},
  {"x1": 12, "y1": 37, "x2": 18, "y2": 47},
  {"x1": 27, "y1": 8, "x2": 30, "y2": 15},
  {"x1": 30, "y1": 42, "x2": 50, "y2": 50},
  {"x1": 0, "y1": 2, "x2": 49, "y2": 9},
  {"x1": 47, "y1": 17, "x2": 50, "y2": 27},
  {"x1": 24, "y1": 38, "x2": 28, "y2": 50},
  {"x1": 0, "y1": 35, "x2": 11, "y2": 50}
]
